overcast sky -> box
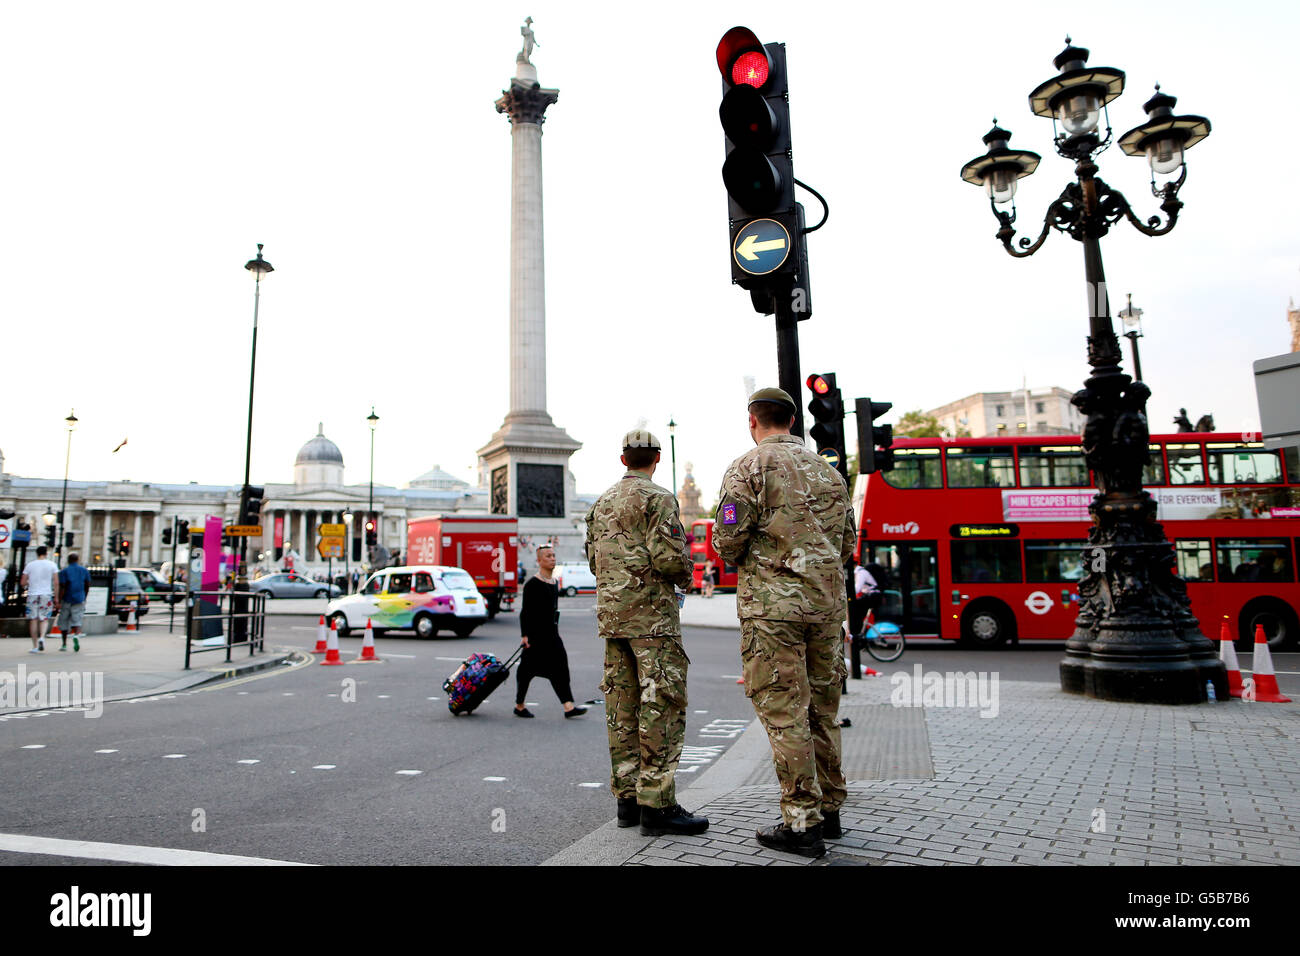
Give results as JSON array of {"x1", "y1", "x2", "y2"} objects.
[{"x1": 3, "y1": 1, "x2": 1295, "y2": 507}]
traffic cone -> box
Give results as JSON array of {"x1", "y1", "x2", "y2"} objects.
[
  {"x1": 1247, "y1": 624, "x2": 1291, "y2": 703},
  {"x1": 1217, "y1": 620, "x2": 1244, "y2": 699},
  {"x1": 320, "y1": 621, "x2": 343, "y2": 666},
  {"x1": 313, "y1": 615, "x2": 329, "y2": 653},
  {"x1": 124, "y1": 608, "x2": 138, "y2": 632},
  {"x1": 50, "y1": 622, "x2": 62, "y2": 638},
  {"x1": 356, "y1": 619, "x2": 380, "y2": 662}
]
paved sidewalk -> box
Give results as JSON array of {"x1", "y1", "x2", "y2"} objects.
[
  {"x1": 551, "y1": 667, "x2": 1300, "y2": 866},
  {"x1": 681, "y1": 593, "x2": 740, "y2": 630},
  {"x1": 0, "y1": 631, "x2": 295, "y2": 715}
]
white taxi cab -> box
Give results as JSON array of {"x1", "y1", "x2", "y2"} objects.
[{"x1": 326, "y1": 565, "x2": 488, "y2": 639}]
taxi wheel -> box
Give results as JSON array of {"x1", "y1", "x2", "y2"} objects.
[
  {"x1": 961, "y1": 601, "x2": 1011, "y2": 648},
  {"x1": 414, "y1": 614, "x2": 439, "y2": 639},
  {"x1": 330, "y1": 613, "x2": 351, "y2": 638},
  {"x1": 563, "y1": 586, "x2": 578, "y2": 597}
]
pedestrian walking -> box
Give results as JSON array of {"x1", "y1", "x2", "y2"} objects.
[
  {"x1": 513, "y1": 545, "x2": 587, "y2": 719},
  {"x1": 848, "y1": 558, "x2": 885, "y2": 638},
  {"x1": 55, "y1": 552, "x2": 92, "y2": 652},
  {"x1": 21, "y1": 545, "x2": 61, "y2": 653},
  {"x1": 585, "y1": 429, "x2": 708, "y2": 836},
  {"x1": 713, "y1": 387, "x2": 857, "y2": 858},
  {"x1": 702, "y1": 558, "x2": 716, "y2": 598}
]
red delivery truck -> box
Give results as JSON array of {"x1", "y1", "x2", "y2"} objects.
[{"x1": 406, "y1": 515, "x2": 518, "y2": 617}]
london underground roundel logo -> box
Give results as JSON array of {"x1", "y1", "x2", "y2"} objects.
[{"x1": 1024, "y1": 591, "x2": 1054, "y2": 615}]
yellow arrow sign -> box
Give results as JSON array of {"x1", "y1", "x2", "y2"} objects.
[
  {"x1": 319, "y1": 523, "x2": 347, "y2": 536},
  {"x1": 225, "y1": 525, "x2": 263, "y2": 537},
  {"x1": 736, "y1": 233, "x2": 787, "y2": 261},
  {"x1": 317, "y1": 537, "x2": 344, "y2": 558}
]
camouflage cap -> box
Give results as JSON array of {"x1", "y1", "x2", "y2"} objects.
[
  {"x1": 748, "y1": 387, "x2": 796, "y2": 413},
  {"x1": 622, "y1": 429, "x2": 662, "y2": 450}
]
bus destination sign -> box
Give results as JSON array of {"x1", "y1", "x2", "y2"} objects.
[{"x1": 951, "y1": 523, "x2": 1019, "y2": 538}]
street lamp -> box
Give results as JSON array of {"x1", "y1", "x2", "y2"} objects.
[
  {"x1": 238, "y1": 244, "x2": 273, "y2": 591},
  {"x1": 668, "y1": 417, "x2": 678, "y2": 496},
  {"x1": 1118, "y1": 293, "x2": 1144, "y2": 382},
  {"x1": 57, "y1": 409, "x2": 77, "y2": 566},
  {"x1": 960, "y1": 39, "x2": 1220, "y2": 704},
  {"x1": 367, "y1": 407, "x2": 379, "y2": 563},
  {"x1": 343, "y1": 510, "x2": 353, "y2": 590}
]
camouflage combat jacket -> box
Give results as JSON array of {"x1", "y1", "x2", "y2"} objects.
[
  {"x1": 713, "y1": 434, "x2": 856, "y2": 622},
  {"x1": 585, "y1": 471, "x2": 693, "y2": 639}
]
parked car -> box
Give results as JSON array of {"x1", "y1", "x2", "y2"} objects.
[
  {"x1": 326, "y1": 565, "x2": 488, "y2": 638},
  {"x1": 126, "y1": 567, "x2": 182, "y2": 603},
  {"x1": 252, "y1": 572, "x2": 341, "y2": 599},
  {"x1": 111, "y1": 569, "x2": 151, "y2": 622},
  {"x1": 554, "y1": 563, "x2": 597, "y2": 597}
]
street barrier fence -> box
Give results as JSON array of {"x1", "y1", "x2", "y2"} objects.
[{"x1": 183, "y1": 589, "x2": 267, "y2": 669}]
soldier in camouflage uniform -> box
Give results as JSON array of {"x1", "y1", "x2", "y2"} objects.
[
  {"x1": 713, "y1": 388, "x2": 857, "y2": 858},
  {"x1": 585, "y1": 429, "x2": 709, "y2": 837}
]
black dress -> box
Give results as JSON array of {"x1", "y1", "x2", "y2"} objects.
[{"x1": 516, "y1": 576, "x2": 574, "y2": 705}]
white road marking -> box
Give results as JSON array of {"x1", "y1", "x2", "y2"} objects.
[
  {"x1": 21, "y1": 744, "x2": 46, "y2": 749},
  {"x1": 377, "y1": 695, "x2": 391, "y2": 699},
  {"x1": 578, "y1": 782, "x2": 602, "y2": 788},
  {"x1": 483, "y1": 776, "x2": 506, "y2": 782},
  {"x1": 427, "y1": 697, "x2": 439, "y2": 701},
  {"x1": 237, "y1": 759, "x2": 260, "y2": 765},
  {"x1": 0, "y1": 831, "x2": 314, "y2": 866},
  {"x1": 435, "y1": 657, "x2": 464, "y2": 662},
  {"x1": 237, "y1": 691, "x2": 249, "y2": 695},
  {"x1": 327, "y1": 693, "x2": 338, "y2": 697},
  {"x1": 312, "y1": 764, "x2": 336, "y2": 770},
  {"x1": 396, "y1": 770, "x2": 422, "y2": 776},
  {"x1": 694, "y1": 710, "x2": 709, "y2": 714},
  {"x1": 384, "y1": 653, "x2": 417, "y2": 659},
  {"x1": 95, "y1": 749, "x2": 118, "y2": 754},
  {"x1": 721, "y1": 674, "x2": 743, "y2": 680},
  {"x1": 162, "y1": 754, "x2": 186, "y2": 759},
  {"x1": 282, "y1": 692, "x2": 295, "y2": 696}
]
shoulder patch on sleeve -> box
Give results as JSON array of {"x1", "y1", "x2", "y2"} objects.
[{"x1": 721, "y1": 502, "x2": 738, "y2": 525}]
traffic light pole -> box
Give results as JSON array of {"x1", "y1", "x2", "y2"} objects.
[
  {"x1": 168, "y1": 518, "x2": 180, "y2": 634},
  {"x1": 774, "y1": 289, "x2": 805, "y2": 438}
]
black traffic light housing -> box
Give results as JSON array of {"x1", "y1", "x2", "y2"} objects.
[
  {"x1": 806, "y1": 373, "x2": 848, "y2": 483},
  {"x1": 44, "y1": 524, "x2": 57, "y2": 549},
  {"x1": 177, "y1": 521, "x2": 190, "y2": 545},
  {"x1": 162, "y1": 524, "x2": 172, "y2": 546},
  {"x1": 856, "y1": 398, "x2": 896, "y2": 474},
  {"x1": 239, "y1": 485, "x2": 264, "y2": 527},
  {"x1": 365, "y1": 520, "x2": 377, "y2": 548},
  {"x1": 108, "y1": 530, "x2": 120, "y2": 557},
  {"x1": 717, "y1": 26, "x2": 806, "y2": 299},
  {"x1": 64, "y1": 532, "x2": 74, "y2": 548}
]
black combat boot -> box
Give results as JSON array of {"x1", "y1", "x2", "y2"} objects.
[
  {"x1": 822, "y1": 810, "x2": 843, "y2": 839},
  {"x1": 755, "y1": 821, "x2": 826, "y2": 858},
  {"x1": 616, "y1": 798, "x2": 640, "y2": 829},
  {"x1": 639, "y1": 804, "x2": 710, "y2": 837}
]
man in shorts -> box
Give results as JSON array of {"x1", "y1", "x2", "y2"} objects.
[
  {"x1": 56, "y1": 552, "x2": 92, "y2": 652},
  {"x1": 21, "y1": 545, "x2": 61, "y2": 653}
]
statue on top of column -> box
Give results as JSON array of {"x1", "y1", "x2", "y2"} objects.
[{"x1": 520, "y1": 16, "x2": 539, "y2": 60}]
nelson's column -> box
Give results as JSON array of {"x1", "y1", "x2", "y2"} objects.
[{"x1": 477, "y1": 19, "x2": 583, "y2": 558}]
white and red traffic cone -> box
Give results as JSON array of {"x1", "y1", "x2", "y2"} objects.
[
  {"x1": 320, "y1": 621, "x2": 343, "y2": 666},
  {"x1": 1247, "y1": 624, "x2": 1291, "y2": 703},
  {"x1": 1218, "y1": 620, "x2": 1244, "y2": 699},
  {"x1": 50, "y1": 621, "x2": 62, "y2": 638},
  {"x1": 356, "y1": 618, "x2": 380, "y2": 662},
  {"x1": 313, "y1": 615, "x2": 329, "y2": 653},
  {"x1": 124, "y1": 608, "x2": 138, "y2": 632}
]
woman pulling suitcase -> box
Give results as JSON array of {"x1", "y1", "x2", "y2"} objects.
[{"x1": 514, "y1": 545, "x2": 588, "y2": 719}]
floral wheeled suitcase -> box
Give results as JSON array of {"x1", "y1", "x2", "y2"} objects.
[{"x1": 442, "y1": 646, "x2": 523, "y2": 715}]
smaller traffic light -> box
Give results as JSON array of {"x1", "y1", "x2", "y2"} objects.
[
  {"x1": 177, "y1": 521, "x2": 190, "y2": 545},
  {"x1": 806, "y1": 373, "x2": 847, "y2": 482},
  {"x1": 162, "y1": 524, "x2": 172, "y2": 546},
  {"x1": 44, "y1": 525, "x2": 57, "y2": 549},
  {"x1": 365, "y1": 520, "x2": 377, "y2": 548},
  {"x1": 108, "y1": 530, "x2": 120, "y2": 556},
  {"x1": 856, "y1": 398, "x2": 895, "y2": 474},
  {"x1": 239, "y1": 484, "x2": 264, "y2": 526},
  {"x1": 120, "y1": 538, "x2": 131, "y2": 557},
  {"x1": 64, "y1": 532, "x2": 74, "y2": 548}
]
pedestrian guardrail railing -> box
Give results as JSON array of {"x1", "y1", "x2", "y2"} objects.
[{"x1": 183, "y1": 589, "x2": 267, "y2": 669}]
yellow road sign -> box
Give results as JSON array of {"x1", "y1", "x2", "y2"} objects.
[
  {"x1": 226, "y1": 525, "x2": 263, "y2": 536},
  {"x1": 319, "y1": 523, "x2": 347, "y2": 536},
  {"x1": 317, "y1": 537, "x2": 344, "y2": 558}
]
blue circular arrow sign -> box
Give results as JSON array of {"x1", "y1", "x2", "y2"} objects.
[
  {"x1": 819, "y1": 448, "x2": 841, "y2": 468},
  {"x1": 733, "y1": 218, "x2": 791, "y2": 276}
]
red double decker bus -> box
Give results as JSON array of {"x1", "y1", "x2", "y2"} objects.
[
  {"x1": 689, "y1": 519, "x2": 738, "y2": 593},
  {"x1": 856, "y1": 433, "x2": 1300, "y2": 648}
]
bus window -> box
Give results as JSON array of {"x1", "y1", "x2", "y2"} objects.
[
  {"x1": 1174, "y1": 539, "x2": 1214, "y2": 581},
  {"x1": 1215, "y1": 538, "x2": 1294, "y2": 583},
  {"x1": 1024, "y1": 540, "x2": 1088, "y2": 582},
  {"x1": 1018, "y1": 446, "x2": 1089, "y2": 487},
  {"x1": 946, "y1": 447, "x2": 1016, "y2": 488},
  {"x1": 1206, "y1": 444, "x2": 1284, "y2": 484},
  {"x1": 1286, "y1": 447, "x2": 1300, "y2": 485},
  {"x1": 1167, "y1": 444, "x2": 1205, "y2": 485},
  {"x1": 950, "y1": 540, "x2": 1022, "y2": 583},
  {"x1": 1144, "y1": 443, "x2": 1166, "y2": 486},
  {"x1": 882, "y1": 448, "x2": 942, "y2": 489}
]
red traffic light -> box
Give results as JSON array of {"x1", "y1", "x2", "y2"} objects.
[
  {"x1": 365, "y1": 521, "x2": 375, "y2": 531},
  {"x1": 716, "y1": 26, "x2": 771, "y2": 90},
  {"x1": 807, "y1": 374, "x2": 830, "y2": 395}
]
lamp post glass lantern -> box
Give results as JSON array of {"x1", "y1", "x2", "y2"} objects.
[
  {"x1": 960, "y1": 39, "x2": 1221, "y2": 704},
  {"x1": 1118, "y1": 293, "x2": 1144, "y2": 382}
]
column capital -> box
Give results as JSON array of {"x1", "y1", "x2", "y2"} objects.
[{"x1": 495, "y1": 82, "x2": 559, "y2": 126}]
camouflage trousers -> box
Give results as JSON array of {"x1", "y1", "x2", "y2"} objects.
[
  {"x1": 740, "y1": 618, "x2": 847, "y2": 828},
  {"x1": 600, "y1": 636, "x2": 689, "y2": 809}
]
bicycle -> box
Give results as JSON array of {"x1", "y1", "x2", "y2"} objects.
[{"x1": 854, "y1": 617, "x2": 906, "y2": 663}]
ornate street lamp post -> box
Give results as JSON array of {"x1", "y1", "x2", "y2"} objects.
[
  {"x1": 960, "y1": 40, "x2": 1222, "y2": 704},
  {"x1": 1118, "y1": 293, "x2": 1145, "y2": 382},
  {"x1": 668, "y1": 417, "x2": 678, "y2": 496},
  {"x1": 367, "y1": 407, "x2": 379, "y2": 564},
  {"x1": 56, "y1": 410, "x2": 77, "y2": 566}
]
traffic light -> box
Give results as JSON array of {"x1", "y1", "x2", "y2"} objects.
[
  {"x1": 108, "y1": 530, "x2": 120, "y2": 557},
  {"x1": 856, "y1": 398, "x2": 896, "y2": 474},
  {"x1": 177, "y1": 522, "x2": 190, "y2": 545},
  {"x1": 365, "y1": 520, "x2": 377, "y2": 548},
  {"x1": 716, "y1": 26, "x2": 804, "y2": 297},
  {"x1": 120, "y1": 537, "x2": 131, "y2": 557},
  {"x1": 162, "y1": 524, "x2": 172, "y2": 546},
  {"x1": 64, "y1": 532, "x2": 74, "y2": 548},
  {"x1": 44, "y1": 524, "x2": 57, "y2": 548},
  {"x1": 239, "y1": 484, "x2": 264, "y2": 527},
  {"x1": 806, "y1": 373, "x2": 847, "y2": 483}
]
